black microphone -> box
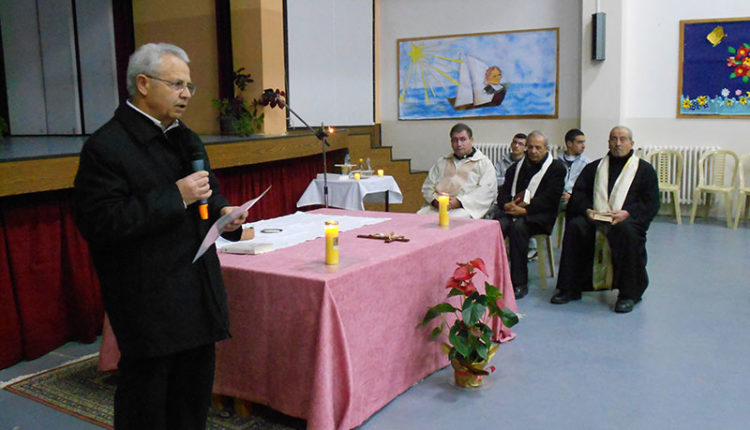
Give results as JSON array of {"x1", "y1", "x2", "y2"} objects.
[{"x1": 190, "y1": 152, "x2": 209, "y2": 220}]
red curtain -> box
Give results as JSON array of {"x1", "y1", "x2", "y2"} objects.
[
  {"x1": 0, "y1": 190, "x2": 103, "y2": 365},
  {"x1": 0, "y1": 151, "x2": 341, "y2": 370}
]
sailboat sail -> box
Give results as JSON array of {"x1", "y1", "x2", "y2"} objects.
[{"x1": 449, "y1": 54, "x2": 508, "y2": 110}]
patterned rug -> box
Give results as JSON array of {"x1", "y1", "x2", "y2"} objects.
[{"x1": 3, "y1": 356, "x2": 304, "y2": 429}]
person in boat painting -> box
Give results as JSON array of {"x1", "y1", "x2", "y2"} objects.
[
  {"x1": 483, "y1": 66, "x2": 509, "y2": 105},
  {"x1": 449, "y1": 57, "x2": 509, "y2": 110}
]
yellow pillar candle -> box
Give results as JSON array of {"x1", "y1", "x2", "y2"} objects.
[
  {"x1": 377, "y1": 169, "x2": 384, "y2": 177},
  {"x1": 325, "y1": 221, "x2": 339, "y2": 265},
  {"x1": 353, "y1": 172, "x2": 361, "y2": 181},
  {"x1": 437, "y1": 193, "x2": 449, "y2": 227}
]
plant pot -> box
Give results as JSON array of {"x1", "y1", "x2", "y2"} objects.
[
  {"x1": 447, "y1": 343, "x2": 499, "y2": 388},
  {"x1": 219, "y1": 115, "x2": 237, "y2": 135}
]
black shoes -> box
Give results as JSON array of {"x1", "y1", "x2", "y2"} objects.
[
  {"x1": 513, "y1": 285, "x2": 528, "y2": 299},
  {"x1": 614, "y1": 297, "x2": 641, "y2": 313},
  {"x1": 550, "y1": 290, "x2": 581, "y2": 304}
]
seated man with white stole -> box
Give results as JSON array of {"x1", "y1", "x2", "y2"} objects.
[
  {"x1": 551, "y1": 126, "x2": 659, "y2": 313},
  {"x1": 496, "y1": 130, "x2": 565, "y2": 299},
  {"x1": 418, "y1": 123, "x2": 497, "y2": 219}
]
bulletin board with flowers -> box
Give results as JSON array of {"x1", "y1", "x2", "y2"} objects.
[{"x1": 678, "y1": 17, "x2": 750, "y2": 118}]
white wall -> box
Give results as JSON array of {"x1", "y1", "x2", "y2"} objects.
[
  {"x1": 378, "y1": 0, "x2": 582, "y2": 170},
  {"x1": 622, "y1": 0, "x2": 750, "y2": 158},
  {"x1": 287, "y1": 0, "x2": 374, "y2": 128}
]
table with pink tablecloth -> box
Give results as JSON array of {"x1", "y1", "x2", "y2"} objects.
[
  {"x1": 98, "y1": 209, "x2": 516, "y2": 430},
  {"x1": 212, "y1": 209, "x2": 515, "y2": 430}
]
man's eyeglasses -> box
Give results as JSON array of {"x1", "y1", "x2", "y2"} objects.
[
  {"x1": 511, "y1": 140, "x2": 526, "y2": 147},
  {"x1": 145, "y1": 75, "x2": 196, "y2": 96}
]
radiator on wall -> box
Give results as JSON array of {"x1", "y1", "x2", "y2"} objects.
[
  {"x1": 474, "y1": 143, "x2": 559, "y2": 166},
  {"x1": 639, "y1": 145, "x2": 720, "y2": 205}
]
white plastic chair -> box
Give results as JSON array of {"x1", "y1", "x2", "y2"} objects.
[
  {"x1": 647, "y1": 149, "x2": 684, "y2": 224},
  {"x1": 689, "y1": 149, "x2": 739, "y2": 228},
  {"x1": 734, "y1": 152, "x2": 750, "y2": 229}
]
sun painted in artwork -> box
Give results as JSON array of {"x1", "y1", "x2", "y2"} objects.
[{"x1": 397, "y1": 29, "x2": 558, "y2": 120}]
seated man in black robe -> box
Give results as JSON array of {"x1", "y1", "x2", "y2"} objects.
[
  {"x1": 551, "y1": 126, "x2": 660, "y2": 313},
  {"x1": 496, "y1": 131, "x2": 565, "y2": 299}
]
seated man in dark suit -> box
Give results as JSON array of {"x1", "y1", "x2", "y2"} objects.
[
  {"x1": 496, "y1": 130, "x2": 565, "y2": 299},
  {"x1": 551, "y1": 126, "x2": 659, "y2": 313}
]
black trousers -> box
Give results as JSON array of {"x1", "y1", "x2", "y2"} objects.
[
  {"x1": 114, "y1": 343, "x2": 216, "y2": 430},
  {"x1": 498, "y1": 215, "x2": 546, "y2": 288},
  {"x1": 556, "y1": 215, "x2": 649, "y2": 300}
]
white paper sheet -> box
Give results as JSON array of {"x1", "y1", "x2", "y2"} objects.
[{"x1": 192, "y1": 186, "x2": 271, "y2": 263}]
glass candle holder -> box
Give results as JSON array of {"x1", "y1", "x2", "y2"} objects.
[
  {"x1": 353, "y1": 172, "x2": 361, "y2": 181},
  {"x1": 377, "y1": 169, "x2": 384, "y2": 177},
  {"x1": 325, "y1": 221, "x2": 339, "y2": 265}
]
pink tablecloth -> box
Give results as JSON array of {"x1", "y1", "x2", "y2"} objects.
[
  {"x1": 213, "y1": 209, "x2": 515, "y2": 430},
  {"x1": 99, "y1": 209, "x2": 515, "y2": 430}
]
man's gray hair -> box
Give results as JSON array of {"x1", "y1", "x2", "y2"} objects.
[
  {"x1": 527, "y1": 130, "x2": 549, "y2": 147},
  {"x1": 611, "y1": 125, "x2": 634, "y2": 140},
  {"x1": 126, "y1": 43, "x2": 190, "y2": 97}
]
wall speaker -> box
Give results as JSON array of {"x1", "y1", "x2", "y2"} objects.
[{"x1": 592, "y1": 12, "x2": 606, "y2": 61}]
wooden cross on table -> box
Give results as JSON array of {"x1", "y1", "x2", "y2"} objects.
[{"x1": 356, "y1": 232, "x2": 410, "y2": 243}]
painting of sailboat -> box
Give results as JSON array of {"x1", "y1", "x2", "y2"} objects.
[
  {"x1": 397, "y1": 28, "x2": 558, "y2": 120},
  {"x1": 448, "y1": 55, "x2": 509, "y2": 110}
]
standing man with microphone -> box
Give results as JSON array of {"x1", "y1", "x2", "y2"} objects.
[{"x1": 74, "y1": 43, "x2": 246, "y2": 430}]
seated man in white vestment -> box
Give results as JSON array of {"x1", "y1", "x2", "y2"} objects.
[{"x1": 417, "y1": 123, "x2": 497, "y2": 219}]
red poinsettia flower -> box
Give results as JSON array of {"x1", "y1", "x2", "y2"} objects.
[
  {"x1": 445, "y1": 277, "x2": 460, "y2": 290},
  {"x1": 452, "y1": 264, "x2": 473, "y2": 281},
  {"x1": 738, "y1": 46, "x2": 748, "y2": 58},
  {"x1": 470, "y1": 258, "x2": 488, "y2": 276},
  {"x1": 735, "y1": 66, "x2": 747, "y2": 76},
  {"x1": 461, "y1": 280, "x2": 477, "y2": 295}
]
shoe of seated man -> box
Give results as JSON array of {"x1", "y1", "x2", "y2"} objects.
[
  {"x1": 513, "y1": 285, "x2": 528, "y2": 299},
  {"x1": 550, "y1": 290, "x2": 581, "y2": 304},
  {"x1": 614, "y1": 297, "x2": 641, "y2": 313}
]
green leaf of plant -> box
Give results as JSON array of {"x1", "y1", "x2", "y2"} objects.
[
  {"x1": 730, "y1": 73, "x2": 736, "y2": 79},
  {"x1": 430, "y1": 325, "x2": 444, "y2": 339},
  {"x1": 485, "y1": 282, "x2": 501, "y2": 300},
  {"x1": 420, "y1": 303, "x2": 457, "y2": 325},
  {"x1": 476, "y1": 341, "x2": 489, "y2": 361},
  {"x1": 744, "y1": 76, "x2": 749, "y2": 83},
  {"x1": 447, "y1": 288, "x2": 465, "y2": 297},
  {"x1": 449, "y1": 328, "x2": 471, "y2": 358},
  {"x1": 728, "y1": 46, "x2": 736, "y2": 54},
  {"x1": 744, "y1": 43, "x2": 750, "y2": 48},
  {"x1": 462, "y1": 301, "x2": 487, "y2": 326},
  {"x1": 500, "y1": 307, "x2": 520, "y2": 328}
]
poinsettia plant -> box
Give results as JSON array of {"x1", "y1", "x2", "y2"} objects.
[{"x1": 420, "y1": 258, "x2": 519, "y2": 375}]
